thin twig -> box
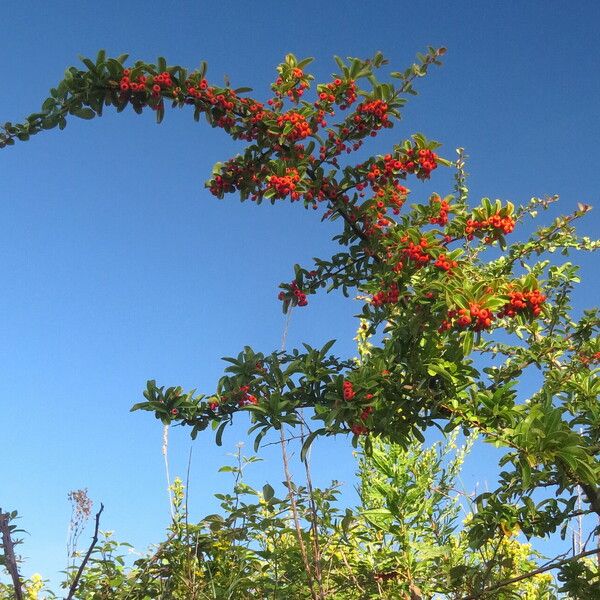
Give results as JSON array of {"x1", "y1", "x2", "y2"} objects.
[
  {"x1": 477, "y1": 536, "x2": 503, "y2": 593},
  {"x1": 185, "y1": 444, "x2": 196, "y2": 589},
  {"x1": 300, "y1": 419, "x2": 325, "y2": 599},
  {"x1": 0, "y1": 509, "x2": 23, "y2": 600},
  {"x1": 279, "y1": 427, "x2": 318, "y2": 600},
  {"x1": 278, "y1": 299, "x2": 322, "y2": 599},
  {"x1": 65, "y1": 503, "x2": 104, "y2": 600},
  {"x1": 461, "y1": 546, "x2": 600, "y2": 600},
  {"x1": 280, "y1": 307, "x2": 293, "y2": 352},
  {"x1": 185, "y1": 445, "x2": 193, "y2": 536},
  {"x1": 262, "y1": 433, "x2": 307, "y2": 448},
  {"x1": 340, "y1": 547, "x2": 365, "y2": 594},
  {"x1": 162, "y1": 424, "x2": 175, "y2": 520}
]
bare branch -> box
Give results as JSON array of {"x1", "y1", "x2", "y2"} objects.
[
  {"x1": 300, "y1": 419, "x2": 325, "y2": 599},
  {"x1": 0, "y1": 509, "x2": 23, "y2": 600},
  {"x1": 279, "y1": 427, "x2": 318, "y2": 600},
  {"x1": 65, "y1": 503, "x2": 104, "y2": 600},
  {"x1": 461, "y1": 546, "x2": 600, "y2": 600}
]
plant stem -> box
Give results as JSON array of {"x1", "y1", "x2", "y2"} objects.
[
  {"x1": 461, "y1": 546, "x2": 600, "y2": 600},
  {"x1": 0, "y1": 509, "x2": 23, "y2": 600},
  {"x1": 65, "y1": 503, "x2": 104, "y2": 600}
]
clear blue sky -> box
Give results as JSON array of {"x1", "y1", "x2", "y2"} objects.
[{"x1": 2, "y1": 0, "x2": 599, "y2": 586}]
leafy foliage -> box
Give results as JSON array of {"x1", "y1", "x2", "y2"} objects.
[
  {"x1": 2, "y1": 48, "x2": 600, "y2": 597},
  {"x1": 1, "y1": 440, "x2": 573, "y2": 599}
]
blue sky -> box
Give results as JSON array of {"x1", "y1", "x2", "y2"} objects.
[{"x1": 2, "y1": 0, "x2": 599, "y2": 586}]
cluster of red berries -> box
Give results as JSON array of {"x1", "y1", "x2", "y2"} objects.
[
  {"x1": 305, "y1": 178, "x2": 344, "y2": 206},
  {"x1": 208, "y1": 155, "x2": 266, "y2": 197},
  {"x1": 206, "y1": 88, "x2": 236, "y2": 111},
  {"x1": 579, "y1": 351, "x2": 600, "y2": 366},
  {"x1": 434, "y1": 253, "x2": 458, "y2": 273},
  {"x1": 352, "y1": 99, "x2": 393, "y2": 135},
  {"x1": 267, "y1": 168, "x2": 301, "y2": 199},
  {"x1": 371, "y1": 283, "x2": 400, "y2": 306},
  {"x1": 238, "y1": 385, "x2": 258, "y2": 407},
  {"x1": 452, "y1": 303, "x2": 495, "y2": 331},
  {"x1": 365, "y1": 159, "x2": 405, "y2": 185},
  {"x1": 339, "y1": 80, "x2": 357, "y2": 108},
  {"x1": 317, "y1": 89, "x2": 336, "y2": 104},
  {"x1": 465, "y1": 212, "x2": 515, "y2": 240},
  {"x1": 278, "y1": 280, "x2": 308, "y2": 306},
  {"x1": 439, "y1": 304, "x2": 493, "y2": 333},
  {"x1": 439, "y1": 288, "x2": 547, "y2": 333},
  {"x1": 119, "y1": 69, "x2": 175, "y2": 97},
  {"x1": 119, "y1": 70, "x2": 148, "y2": 92},
  {"x1": 364, "y1": 150, "x2": 437, "y2": 187},
  {"x1": 380, "y1": 184, "x2": 407, "y2": 214},
  {"x1": 314, "y1": 78, "x2": 357, "y2": 110},
  {"x1": 357, "y1": 99, "x2": 390, "y2": 121},
  {"x1": 402, "y1": 237, "x2": 432, "y2": 266},
  {"x1": 429, "y1": 195, "x2": 452, "y2": 226},
  {"x1": 379, "y1": 235, "x2": 459, "y2": 283},
  {"x1": 276, "y1": 111, "x2": 312, "y2": 141},
  {"x1": 272, "y1": 68, "x2": 311, "y2": 103},
  {"x1": 498, "y1": 289, "x2": 546, "y2": 318},
  {"x1": 320, "y1": 128, "x2": 363, "y2": 160},
  {"x1": 359, "y1": 405, "x2": 374, "y2": 421},
  {"x1": 365, "y1": 148, "x2": 438, "y2": 182},
  {"x1": 350, "y1": 423, "x2": 369, "y2": 435},
  {"x1": 392, "y1": 260, "x2": 404, "y2": 273},
  {"x1": 184, "y1": 79, "x2": 242, "y2": 130},
  {"x1": 207, "y1": 90, "x2": 238, "y2": 128},
  {"x1": 246, "y1": 100, "x2": 266, "y2": 124},
  {"x1": 361, "y1": 213, "x2": 390, "y2": 237},
  {"x1": 343, "y1": 380, "x2": 356, "y2": 400},
  {"x1": 381, "y1": 153, "x2": 407, "y2": 178},
  {"x1": 360, "y1": 159, "x2": 409, "y2": 222},
  {"x1": 153, "y1": 71, "x2": 173, "y2": 90},
  {"x1": 291, "y1": 281, "x2": 308, "y2": 306},
  {"x1": 186, "y1": 78, "x2": 209, "y2": 97},
  {"x1": 354, "y1": 161, "x2": 408, "y2": 235},
  {"x1": 349, "y1": 393, "x2": 374, "y2": 435},
  {"x1": 269, "y1": 68, "x2": 311, "y2": 105},
  {"x1": 366, "y1": 163, "x2": 385, "y2": 183},
  {"x1": 210, "y1": 174, "x2": 234, "y2": 196},
  {"x1": 361, "y1": 190, "x2": 402, "y2": 234},
  {"x1": 405, "y1": 148, "x2": 438, "y2": 179}
]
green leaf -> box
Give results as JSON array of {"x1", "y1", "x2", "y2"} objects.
[
  {"x1": 453, "y1": 294, "x2": 469, "y2": 310},
  {"x1": 297, "y1": 57, "x2": 314, "y2": 69},
  {"x1": 72, "y1": 108, "x2": 95, "y2": 120},
  {"x1": 253, "y1": 428, "x2": 268, "y2": 451},
  {"x1": 262, "y1": 483, "x2": 275, "y2": 501},
  {"x1": 300, "y1": 429, "x2": 321, "y2": 462},
  {"x1": 334, "y1": 56, "x2": 345, "y2": 72},
  {"x1": 320, "y1": 339, "x2": 336, "y2": 356},
  {"x1": 362, "y1": 507, "x2": 393, "y2": 530},
  {"x1": 215, "y1": 421, "x2": 228, "y2": 446},
  {"x1": 462, "y1": 332, "x2": 474, "y2": 356},
  {"x1": 79, "y1": 57, "x2": 98, "y2": 73}
]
